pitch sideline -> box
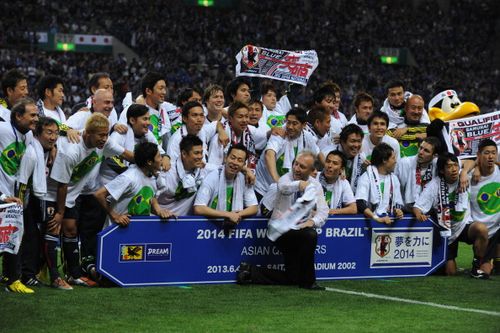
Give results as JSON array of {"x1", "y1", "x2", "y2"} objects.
[{"x1": 325, "y1": 287, "x2": 500, "y2": 317}]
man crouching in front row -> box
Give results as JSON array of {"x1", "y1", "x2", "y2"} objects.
[{"x1": 237, "y1": 151, "x2": 329, "y2": 290}]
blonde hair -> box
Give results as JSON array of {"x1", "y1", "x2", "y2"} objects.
[{"x1": 85, "y1": 112, "x2": 109, "y2": 133}]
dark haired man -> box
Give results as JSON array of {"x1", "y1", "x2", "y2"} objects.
[
  {"x1": 318, "y1": 150, "x2": 356, "y2": 215},
  {"x1": 0, "y1": 69, "x2": 29, "y2": 121},
  {"x1": 356, "y1": 143, "x2": 404, "y2": 224},
  {"x1": 413, "y1": 153, "x2": 490, "y2": 279},
  {"x1": 361, "y1": 111, "x2": 400, "y2": 161},
  {"x1": 94, "y1": 142, "x2": 175, "y2": 227},
  {"x1": 158, "y1": 135, "x2": 209, "y2": 216},
  {"x1": 194, "y1": 144, "x2": 258, "y2": 224},
  {"x1": 255, "y1": 107, "x2": 320, "y2": 200}
]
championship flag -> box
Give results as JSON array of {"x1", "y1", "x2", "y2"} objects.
[
  {"x1": 235, "y1": 45, "x2": 319, "y2": 86},
  {"x1": 447, "y1": 110, "x2": 500, "y2": 159},
  {"x1": 0, "y1": 203, "x2": 24, "y2": 255}
]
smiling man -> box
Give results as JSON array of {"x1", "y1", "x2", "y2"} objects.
[
  {"x1": 194, "y1": 144, "x2": 258, "y2": 225},
  {"x1": 0, "y1": 98, "x2": 38, "y2": 294},
  {"x1": 0, "y1": 69, "x2": 29, "y2": 122},
  {"x1": 413, "y1": 153, "x2": 490, "y2": 279},
  {"x1": 44, "y1": 113, "x2": 113, "y2": 290},
  {"x1": 158, "y1": 135, "x2": 209, "y2": 215},
  {"x1": 361, "y1": 111, "x2": 400, "y2": 161}
]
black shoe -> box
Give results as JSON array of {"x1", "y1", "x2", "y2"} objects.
[
  {"x1": 236, "y1": 270, "x2": 252, "y2": 285},
  {"x1": 22, "y1": 277, "x2": 43, "y2": 287},
  {"x1": 239, "y1": 262, "x2": 251, "y2": 273},
  {"x1": 470, "y1": 268, "x2": 490, "y2": 280},
  {"x1": 300, "y1": 283, "x2": 325, "y2": 291}
]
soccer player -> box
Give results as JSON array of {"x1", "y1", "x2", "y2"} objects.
[
  {"x1": 395, "y1": 137, "x2": 440, "y2": 211},
  {"x1": 194, "y1": 144, "x2": 258, "y2": 225},
  {"x1": 207, "y1": 102, "x2": 267, "y2": 170},
  {"x1": 468, "y1": 139, "x2": 500, "y2": 276},
  {"x1": 0, "y1": 98, "x2": 37, "y2": 293},
  {"x1": 356, "y1": 143, "x2": 404, "y2": 224},
  {"x1": 237, "y1": 151, "x2": 328, "y2": 290},
  {"x1": 304, "y1": 105, "x2": 333, "y2": 158},
  {"x1": 203, "y1": 84, "x2": 225, "y2": 124},
  {"x1": 312, "y1": 84, "x2": 347, "y2": 143},
  {"x1": 347, "y1": 92, "x2": 374, "y2": 136},
  {"x1": 0, "y1": 69, "x2": 29, "y2": 121},
  {"x1": 260, "y1": 82, "x2": 287, "y2": 129},
  {"x1": 255, "y1": 107, "x2": 320, "y2": 200},
  {"x1": 380, "y1": 80, "x2": 430, "y2": 128},
  {"x1": 337, "y1": 124, "x2": 367, "y2": 193},
  {"x1": 157, "y1": 135, "x2": 209, "y2": 216},
  {"x1": 225, "y1": 77, "x2": 251, "y2": 106},
  {"x1": 413, "y1": 153, "x2": 490, "y2": 278},
  {"x1": 18, "y1": 117, "x2": 59, "y2": 287},
  {"x1": 44, "y1": 113, "x2": 112, "y2": 289},
  {"x1": 94, "y1": 142, "x2": 175, "y2": 227},
  {"x1": 361, "y1": 111, "x2": 400, "y2": 161},
  {"x1": 100, "y1": 103, "x2": 166, "y2": 184},
  {"x1": 318, "y1": 150, "x2": 357, "y2": 215},
  {"x1": 166, "y1": 101, "x2": 228, "y2": 167}
]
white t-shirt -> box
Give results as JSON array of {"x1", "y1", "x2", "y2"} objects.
[
  {"x1": 470, "y1": 166, "x2": 500, "y2": 238},
  {"x1": 100, "y1": 124, "x2": 162, "y2": 184},
  {"x1": 347, "y1": 115, "x2": 369, "y2": 136},
  {"x1": 0, "y1": 104, "x2": 11, "y2": 122},
  {"x1": 207, "y1": 124, "x2": 267, "y2": 169},
  {"x1": 355, "y1": 170, "x2": 403, "y2": 215},
  {"x1": 361, "y1": 134, "x2": 401, "y2": 161},
  {"x1": 157, "y1": 161, "x2": 209, "y2": 216},
  {"x1": 329, "y1": 112, "x2": 348, "y2": 140},
  {"x1": 18, "y1": 139, "x2": 49, "y2": 202},
  {"x1": 414, "y1": 178, "x2": 471, "y2": 243},
  {"x1": 47, "y1": 136, "x2": 111, "y2": 208},
  {"x1": 66, "y1": 110, "x2": 114, "y2": 132},
  {"x1": 254, "y1": 131, "x2": 319, "y2": 195},
  {"x1": 318, "y1": 175, "x2": 355, "y2": 210},
  {"x1": 395, "y1": 156, "x2": 438, "y2": 206},
  {"x1": 119, "y1": 102, "x2": 173, "y2": 145},
  {"x1": 193, "y1": 168, "x2": 258, "y2": 210},
  {"x1": 261, "y1": 105, "x2": 287, "y2": 129},
  {"x1": 0, "y1": 122, "x2": 33, "y2": 196},
  {"x1": 105, "y1": 165, "x2": 158, "y2": 219}
]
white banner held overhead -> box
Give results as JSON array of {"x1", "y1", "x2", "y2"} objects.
[{"x1": 236, "y1": 45, "x2": 318, "y2": 86}]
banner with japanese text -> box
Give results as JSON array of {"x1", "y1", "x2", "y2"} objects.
[
  {"x1": 235, "y1": 45, "x2": 318, "y2": 86},
  {"x1": 447, "y1": 111, "x2": 500, "y2": 159},
  {"x1": 97, "y1": 215, "x2": 447, "y2": 287}
]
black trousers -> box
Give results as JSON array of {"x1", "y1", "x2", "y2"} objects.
[
  {"x1": 250, "y1": 227, "x2": 318, "y2": 287},
  {"x1": 20, "y1": 196, "x2": 43, "y2": 280},
  {"x1": 76, "y1": 194, "x2": 107, "y2": 260}
]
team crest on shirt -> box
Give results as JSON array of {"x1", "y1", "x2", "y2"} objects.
[{"x1": 375, "y1": 235, "x2": 391, "y2": 258}]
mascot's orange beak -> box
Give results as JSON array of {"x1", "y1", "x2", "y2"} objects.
[{"x1": 429, "y1": 102, "x2": 480, "y2": 121}]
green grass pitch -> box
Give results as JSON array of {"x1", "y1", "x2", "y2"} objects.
[{"x1": 1, "y1": 244, "x2": 499, "y2": 333}]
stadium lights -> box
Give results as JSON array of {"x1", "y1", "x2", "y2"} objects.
[
  {"x1": 198, "y1": 0, "x2": 214, "y2": 6},
  {"x1": 380, "y1": 56, "x2": 399, "y2": 64},
  {"x1": 56, "y1": 42, "x2": 76, "y2": 52}
]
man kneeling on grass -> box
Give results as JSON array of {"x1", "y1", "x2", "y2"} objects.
[{"x1": 94, "y1": 142, "x2": 175, "y2": 227}]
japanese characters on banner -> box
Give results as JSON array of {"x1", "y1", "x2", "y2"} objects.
[
  {"x1": 235, "y1": 45, "x2": 319, "y2": 86},
  {"x1": 0, "y1": 203, "x2": 24, "y2": 255},
  {"x1": 448, "y1": 110, "x2": 500, "y2": 159}
]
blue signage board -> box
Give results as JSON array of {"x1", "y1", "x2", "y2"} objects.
[{"x1": 97, "y1": 215, "x2": 447, "y2": 287}]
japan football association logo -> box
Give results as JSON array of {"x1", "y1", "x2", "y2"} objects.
[
  {"x1": 120, "y1": 245, "x2": 145, "y2": 262},
  {"x1": 375, "y1": 235, "x2": 391, "y2": 258},
  {"x1": 241, "y1": 45, "x2": 260, "y2": 69}
]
